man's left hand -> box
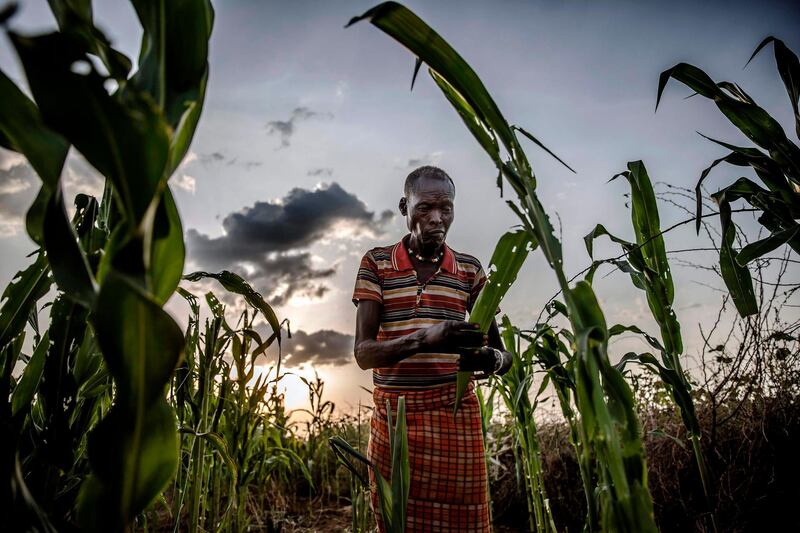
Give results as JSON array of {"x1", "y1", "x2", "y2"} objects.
[{"x1": 458, "y1": 346, "x2": 499, "y2": 374}]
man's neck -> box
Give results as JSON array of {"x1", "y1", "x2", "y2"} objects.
[{"x1": 407, "y1": 233, "x2": 443, "y2": 258}]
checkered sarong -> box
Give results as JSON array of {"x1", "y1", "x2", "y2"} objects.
[{"x1": 368, "y1": 382, "x2": 491, "y2": 532}]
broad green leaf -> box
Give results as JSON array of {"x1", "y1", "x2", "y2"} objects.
[
  {"x1": 129, "y1": 0, "x2": 214, "y2": 174},
  {"x1": 712, "y1": 178, "x2": 762, "y2": 316},
  {"x1": 430, "y1": 70, "x2": 500, "y2": 166},
  {"x1": 78, "y1": 398, "x2": 179, "y2": 531},
  {"x1": 0, "y1": 68, "x2": 68, "y2": 188},
  {"x1": 92, "y1": 269, "x2": 184, "y2": 410},
  {"x1": 658, "y1": 61, "x2": 800, "y2": 182},
  {"x1": 0, "y1": 252, "x2": 51, "y2": 348},
  {"x1": 12, "y1": 30, "x2": 170, "y2": 225},
  {"x1": 454, "y1": 230, "x2": 536, "y2": 413},
  {"x1": 149, "y1": 187, "x2": 185, "y2": 304},
  {"x1": 46, "y1": 0, "x2": 132, "y2": 79},
  {"x1": 11, "y1": 331, "x2": 49, "y2": 416}
]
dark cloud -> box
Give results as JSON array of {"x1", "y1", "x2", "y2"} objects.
[
  {"x1": 278, "y1": 329, "x2": 355, "y2": 367},
  {"x1": 200, "y1": 151, "x2": 262, "y2": 171},
  {"x1": 266, "y1": 107, "x2": 332, "y2": 148},
  {"x1": 307, "y1": 167, "x2": 333, "y2": 177},
  {"x1": 186, "y1": 182, "x2": 393, "y2": 305}
]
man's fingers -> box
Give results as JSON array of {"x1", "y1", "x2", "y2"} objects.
[{"x1": 451, "y1": 329, "x2": 487, "y2": 346}]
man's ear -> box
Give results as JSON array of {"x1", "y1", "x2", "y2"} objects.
[{"x1": 398, "y1": 197, "x2": 408, "y2": 216}]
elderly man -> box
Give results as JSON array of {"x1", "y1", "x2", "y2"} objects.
[{"x1": 352, "y1": 165, "x2": 512, "y2": 532}]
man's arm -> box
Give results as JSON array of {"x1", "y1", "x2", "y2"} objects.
[{"x1": 354, "y1": 300, "x2": 486, "y2": 370}]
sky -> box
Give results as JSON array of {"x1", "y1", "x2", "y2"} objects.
[{"x1": 1, "y1": 0, "x2": 798, "y2": 413}]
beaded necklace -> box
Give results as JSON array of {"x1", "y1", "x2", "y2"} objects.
[{"x1": 408, "y1": 245, "x2": 444, "y2": 263}]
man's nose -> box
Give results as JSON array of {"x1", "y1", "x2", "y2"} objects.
[{"x1": 429, "y1": 210, "x2": 442, "y2": 224}]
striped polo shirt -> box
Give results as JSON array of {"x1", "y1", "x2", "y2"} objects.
[{"x1": 352, "y1": 235, "x2": 487, "y2": 389}]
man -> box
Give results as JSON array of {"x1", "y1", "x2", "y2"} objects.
[{"x1": 352, "y1": 165, "x2": 512, "y2": 532}]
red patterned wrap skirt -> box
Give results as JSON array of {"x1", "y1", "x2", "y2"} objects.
[{"x1": 368, "y1": 382, "x2": 491, "y2": 532}]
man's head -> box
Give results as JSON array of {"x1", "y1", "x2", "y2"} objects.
[{"x1": 399, "y1": 166, "x2": 455, "y2": 250}]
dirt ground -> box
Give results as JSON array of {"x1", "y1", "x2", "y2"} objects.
[{"x1": 277, "y1": 506, "x2": 520, "y2": 532}]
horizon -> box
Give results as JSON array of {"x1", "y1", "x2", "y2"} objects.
[{"x1": 1, "y1": 0, "x2": 798, "y2": 414}]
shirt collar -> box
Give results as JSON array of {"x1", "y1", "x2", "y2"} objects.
[{"x1": 392, "y1": 234, "x2": 456, "y2": 274}]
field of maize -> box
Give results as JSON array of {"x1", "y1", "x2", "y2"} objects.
[{"x1": 1, "y1": 1, "x2": 798, "y2": 532}]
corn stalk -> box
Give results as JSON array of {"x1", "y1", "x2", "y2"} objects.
[
  {"x1": 586, "y1": 160, "x2": 716, "y2": 530},
  {"x1": 0, "y1": 1, "x2": 215, "y2": 530}
]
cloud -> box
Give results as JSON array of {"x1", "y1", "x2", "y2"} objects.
[
  {"x1": 278, "y1": 329, "x2": 355, "y2": 367},
  {"x1": 266, "y1": 106, "x2": 332, "y2": 148},
  {"x1": 307, "y1": 167, "x2": 333, "y2": 177},
  {"x1": 199, "y1": 151, "x2": 262, "y2": 171},
  {"x1": 173, "y1": 173, "x2": 196, "y2": 194},
  {"x1": 186, "y1": 182, "x2": 393, "y2": 306},
  {"x1": 404, "y1": 150, "x2": 443, "y2": 169},
  {"x1": 0, "y1": 150, "x2": 109, "y2": 238},
  {"x1": 0, "y1": 161, "x2": 37, "y2": 238}
]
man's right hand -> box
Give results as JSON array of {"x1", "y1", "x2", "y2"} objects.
[{"x1": 419, "y1": 320, "x2": 487, "y2": 352}]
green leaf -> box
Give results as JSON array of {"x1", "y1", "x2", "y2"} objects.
[
  {"x1": 389, "y1": 397, "x2": 409, "y2": 532},
  {"x1": 746, "y1": 36, "x2": 800, "y2": 139},
  {"x1": 455, "y1": 230, "x2": 536, "y2": 413},
  {"x1": 737, "y1": 225, "x2": 800, "y2": 265},
  {"x1": 0, "y1": 252, "x2": 51, "y2": 348},
  {"x1": 347, "y1": 2, "x2": 521, "y2": 164},
  {"x1": 11, "y1": 331, "x2": 49, "y2": 417},
  {"x1": 513, "y1": 125, "x2": 576, "y2": 173},
  {"x1": 129, "y1": 0, "x2": 214, "y2": 174},
  {"x1": 658, "y1": 61, "x2": 800, "y2": 181},
  {"x1": 46, "y1": 0, "x2": 132, "y2": 79},
  {"x1": 0, "y1": 68, "x2": 69, "y2": 188},
  {"x1": 430, "y1": 70, "x2": 500, "y2": 166},
  {"x1": 714, "y1": 195, "x2": 758, "y2": 316},
  {"x1": 78, "y1": 399, "x2": 179, "y2": 531},
  {"x1": 611, "y1": 161, "x2": 682, "y2": 355},
  {"x1": 149, "y1": 187, "x2": 185, "y2": 304},
  {"x1": 11, "y1": 30, "x2": 170, "y2": 225},
  {"x1": 92, "y1": 269, "x2": 184, "y2": 410},
  {"x1": 183, "y1": 270, "x2": 282, "y2": 347}
]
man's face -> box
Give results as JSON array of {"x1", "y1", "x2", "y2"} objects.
[{"x1": 401, "y1": 176, "x2": 455, "y2": 248}]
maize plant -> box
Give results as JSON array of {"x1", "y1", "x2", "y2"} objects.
[
  {"x1": 330, "y1": 396, "x2": 410, "y2": 533},
  {"x1": 0, "y1": 1, "x2": 231, "y2": 530},
  {"x1": 657, "y1": 36, "x2": 800, "y2": 317},
  {"x1": 585, "y1": 160, "x2": 715, "y2": 530},
  {"x1": 170, "y1": 272, "x2": 308, "y2": 533},
  {"x1": 494, "y1": 315, "x2": 556, "y2": 532},
  {"x1": 348, "y1": 3, "x2": 658, "y2": 531}
]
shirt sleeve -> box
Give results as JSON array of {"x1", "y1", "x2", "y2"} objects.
[{"x1": 352, "y1": 250, "x2": 383, "y2": 307}]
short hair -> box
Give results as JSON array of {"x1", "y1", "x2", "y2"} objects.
[{"x1": 404, "y1": 165, "x2": 455, "y2": 198}]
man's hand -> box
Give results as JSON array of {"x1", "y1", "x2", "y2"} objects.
[
  {"x1": 458, "y1": 346, "x2": 497, "y2": 373},
  {"x1": 419, "y1": 320, "x2": 487, "y2": 352}
]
